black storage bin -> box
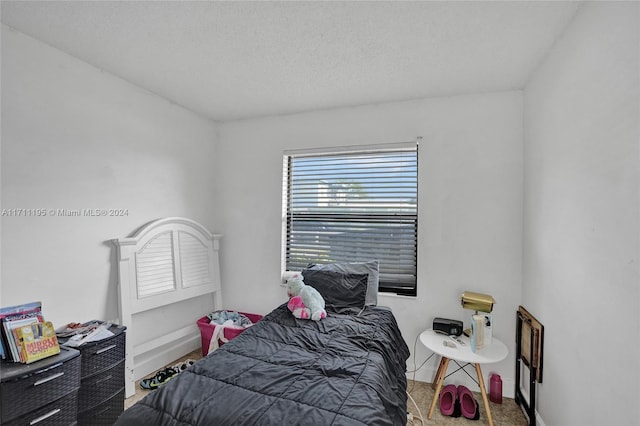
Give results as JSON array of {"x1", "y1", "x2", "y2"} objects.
[
  {"x1": 0, "y1": 347, "x2": 81, "y2": 424},
  {"x1": 60, "y1": 323, "x2": 126, "y2": 426}
]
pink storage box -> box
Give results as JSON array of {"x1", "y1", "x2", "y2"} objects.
[{"x1": 197, "y1": 312, "x2": 263, "y2": 356}]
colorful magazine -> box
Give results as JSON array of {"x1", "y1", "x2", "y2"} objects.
[
  {"x1": 15, "y1": 321, "x2": 60, "y2": 364},
  {"x1": 5, "y1": 316, "x2": 41, "y2": 361},
  {"x1": 0, "y1": 301, "x2": 43, "y2": 362}
]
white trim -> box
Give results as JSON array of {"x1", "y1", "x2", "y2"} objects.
[{"x1": 283, "y1": 139, "x2": 419, "y2": 157}]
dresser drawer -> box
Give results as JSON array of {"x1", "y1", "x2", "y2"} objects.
[
  {"x1": 78, "y1": 389, "x2": 124, "y2": 426},
  {"x1": 77, "y1": 331, "x2": 125, "y2": 379},
  {"x1": 3, "y1": 390, "x2": 78, "y2": 426},
  {"x1": 78, "y1": 360, "x2": 124, "y2": 413},
  {"x1": 1, "y1": 355, "x2": 81, "y2": 422}
]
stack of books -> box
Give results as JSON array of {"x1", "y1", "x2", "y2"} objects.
[{"x1": 0, "y1": 301, "x2": 60, "y2": 364}]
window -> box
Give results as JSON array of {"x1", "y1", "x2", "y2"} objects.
[{"x1": 283, "y1": 143, "x2": 418, "y2": 296}]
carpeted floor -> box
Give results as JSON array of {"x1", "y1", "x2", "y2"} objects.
[
  {"x1": 405, "y1": 379, "x2": 528, "y2": 425},
  {"x1": 125, "y1": 350, "x2": 529, "y2": 425}
]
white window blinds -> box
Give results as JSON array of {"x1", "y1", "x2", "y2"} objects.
[{"x1": 283, "y1": 143, "x2": 418, "y2": 296}]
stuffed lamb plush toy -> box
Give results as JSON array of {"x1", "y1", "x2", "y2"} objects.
[
  {"x1": 284, "y1": 272, "x2": 326, "y2": 321},
  {"x1": 287, "y1": 296, "x2": 311, "y2": 320}
]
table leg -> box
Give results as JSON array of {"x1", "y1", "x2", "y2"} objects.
[
  {"x1": 474, "y1": 363, "x2": 493, "y2": 426},
  {"x1": 427, "y1": 357, "x2": 449, "y2": 419},
  {"x1": 431, "y1": 356, "x2": 444, "y2": 389}
]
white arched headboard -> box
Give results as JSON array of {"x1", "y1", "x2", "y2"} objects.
[{"x1": 113, "y1": 217, "x2": 222, "y2": 397}]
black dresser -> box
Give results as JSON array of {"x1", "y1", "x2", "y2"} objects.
[
  {"x1": 62, "y1": 324, "x2": 126, "y2": 426},
  {"x1": 0, "y1": 346, "x2": 81, "y2": 425}
]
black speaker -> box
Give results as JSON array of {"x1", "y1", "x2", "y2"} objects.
[{"x1": 433, "y1": 318, "x2": 463, "y2": 336}]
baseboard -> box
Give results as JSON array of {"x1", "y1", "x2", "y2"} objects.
[
  {"x1": 536, "y1": 411, "x2": 546, "y2": 426},
  {"x1": 133, "y1": 334, "x2": 200, "y2": 382}
]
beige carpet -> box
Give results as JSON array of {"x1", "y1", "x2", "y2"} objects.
[{"x1": 405, "y1": 380, "x2": 528, "y2": 425}]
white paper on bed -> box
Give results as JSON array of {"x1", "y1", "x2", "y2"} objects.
[{"x1": 113, "y1": 217, "x2": 222, "y2": 397}]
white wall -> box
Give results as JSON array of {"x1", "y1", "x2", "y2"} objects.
[
  {"x1": 523, "y1": 3, "x2": 639, "y2": 426},
  {"x1": 0, "y1": 26, "x2": 219, "y2": 327},
  {"x1": 217, "y1": 92, "x2": 523, "y2": 393}
]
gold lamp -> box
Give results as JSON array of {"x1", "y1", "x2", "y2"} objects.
[
  {"x1": 461, "y1": 291, "x2": 495, "y2": 341},
  {"x1": 461, "y1": 291, "x2": 495, "y2": 313}
]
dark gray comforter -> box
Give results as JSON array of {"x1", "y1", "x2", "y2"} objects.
[{"x1": 116, "y1": 303, "x2": 410, "y2": 426}]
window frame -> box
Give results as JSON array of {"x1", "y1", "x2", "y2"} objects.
[{"x1": 282, "y1": 142, "x2": 419, "y2": 297}]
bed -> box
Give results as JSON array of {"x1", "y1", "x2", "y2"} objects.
[{"x1": 114, "y1": 218, "x2": 410, "y2": 425}]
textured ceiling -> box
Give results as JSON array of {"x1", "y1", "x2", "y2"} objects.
[{"x1": 1, "y1": 1, "x2": 580, "y2": 122}]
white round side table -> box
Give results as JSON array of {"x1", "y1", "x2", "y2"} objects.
[{"x1": 419, "y1": 329, "x2": 508, "y2": 426}]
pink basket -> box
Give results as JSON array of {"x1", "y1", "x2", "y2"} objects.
[{"x1": 197, "y1": 312, "x2": 263, "y2": 356}]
